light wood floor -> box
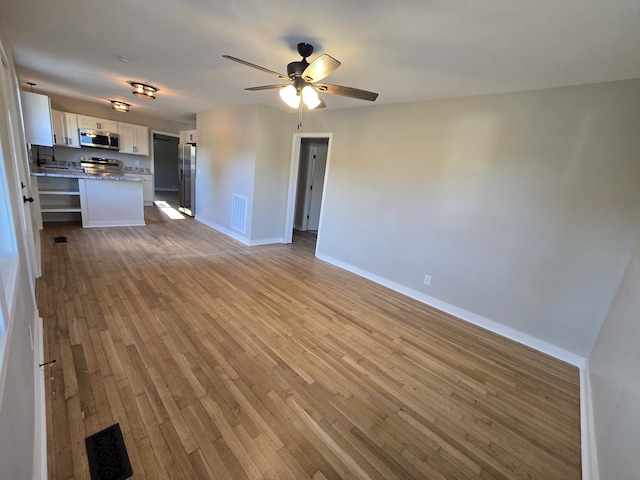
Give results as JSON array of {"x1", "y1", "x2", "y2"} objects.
[{"x1": 37, "y1": 206, "x2": 582, "y2": 479}]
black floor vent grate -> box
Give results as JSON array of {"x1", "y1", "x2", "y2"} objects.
[
  {"x1": 85, "y1": 423, "x2": 133, "y2": 480},
  {"x1": 54, "y1": 236, "x2": 68, "y2": 243}
]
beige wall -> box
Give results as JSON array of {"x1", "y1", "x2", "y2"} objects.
[{"x1": 302, "y1": 79, "x2": 640, "y2": 358}]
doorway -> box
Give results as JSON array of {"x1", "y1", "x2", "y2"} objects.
[
  {"x1": 284, "y1": 133, "x2": 332, "y2": 246},
  {"x1": 152, "y1": 133, "x2": 179, "y2": 206},
  {"x1": 294, "y1": 138, "x2": 328, "y2": 233}
]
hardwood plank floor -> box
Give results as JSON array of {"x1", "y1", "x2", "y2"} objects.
[{"x1": 37, "y1": 207, "x2": 581, "y2": 479}]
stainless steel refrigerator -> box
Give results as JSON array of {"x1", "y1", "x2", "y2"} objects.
[{"x1": 178, "y1": 144, "x2": 196, "y2": 216}]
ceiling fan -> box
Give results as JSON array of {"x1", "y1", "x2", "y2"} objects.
[{"x1": 223, "y1": 43, "x2": 378, "y2": 124}]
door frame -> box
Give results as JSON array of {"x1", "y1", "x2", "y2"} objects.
[{"x1": 283, "y1": 132, "x2": 332, "y2": 245}]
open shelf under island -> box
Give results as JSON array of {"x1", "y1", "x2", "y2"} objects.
[{"x1": 32, "y1": 169, "x2": 145, "y2": 228}]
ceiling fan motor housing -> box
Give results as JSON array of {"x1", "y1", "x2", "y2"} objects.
[
  {"x1": 287, "y1": 60, "x2": 309, "y2": 78},
  {"x1": 287, "y1": 43, "x2": 314, "y2": 78}
]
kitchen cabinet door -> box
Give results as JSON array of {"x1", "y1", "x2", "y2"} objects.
[
  {"x1": 77, "y1": 115, "x2": 118, "y2": 132},
  {"x1": 140, "y1": 174, "x2": 154, "y2": 205},
  {"x1": 51, "y1": 110, "x2": 80, "y2": 148},
  {"x1": 118, "y1": 122, "x2": 149, "y2": 156},
  {"x1": 180, "y1": 129, "x2": 197, "y2": 144},
  {"x1": 21, "y1": 91, "x2": 54, "y2": 146}
]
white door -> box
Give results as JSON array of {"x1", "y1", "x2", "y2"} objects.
[
  {"x1": 307, "y1": 143, "x2": 328, "y2": 231},
  {"x1": 1, "y1": 52, "x2": 40, "y2": 283}
]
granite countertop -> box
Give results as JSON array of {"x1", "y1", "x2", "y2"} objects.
[{"x1": 32, "y1": 166, "x2": 144, "y2": 182}]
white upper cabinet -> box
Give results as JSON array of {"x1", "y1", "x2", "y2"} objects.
[
  {"x1": 117, "y1": 122, "x2": 149, "y2": 156},
  {"x1": 179, "y1": 129, "x2": 196, "y2": 144},
  {"x1": 20, "y1": 91, "x2": 54, "y2": 146},
  {"x1": 51, "y1": 109, "x2": 80, "y2": 148},
  {"x1": 77, "y1": 115, "x2": 118, "y2": 132}
]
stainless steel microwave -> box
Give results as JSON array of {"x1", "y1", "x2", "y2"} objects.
[{"x1": 78, "y1": 128, "x2": 120, "y2": 150}]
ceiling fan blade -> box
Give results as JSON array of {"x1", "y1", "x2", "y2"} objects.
[
  {"x1": 314, "y1": 83, "x2": 378, "y2": 102},
  {"x1": 244, "y1": 84, "x2": 289, "y2": 91},
  {"x1": 301, "y1": 54, "x2": 341, "y2": 83},
  {"x1": 222, "y1": 55, "x2": 288, "y2": 79},
  {"x1": 315, "y1": 94, "x2": 326, "y2": 109}
]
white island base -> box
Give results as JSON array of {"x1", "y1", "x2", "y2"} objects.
[{"x1": 80, "y1": 178, "x2": 145, "y2": 227}]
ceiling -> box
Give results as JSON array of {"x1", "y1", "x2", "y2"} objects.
[{"x1": 1, "y1": 0, "x2": 639, "y2": 124}]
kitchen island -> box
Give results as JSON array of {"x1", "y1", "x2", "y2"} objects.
[{"x1": 32, "y1": 167, "x2": 145, "y2": 228}]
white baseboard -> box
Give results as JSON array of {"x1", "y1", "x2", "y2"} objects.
[
  {"x1": 315, "y1": 252, "x2": 585, "y2": 367},
  {"x1": 33, "y1": 314, "x2": 47, "y2": 480},
  {"x1": 580, "y1": 360, "x2": 599, "y2": 480},
  {"x1": 195, "y1": 216, "x2": 251, "y2": 245},
  {"x1": 249, "y1": 237, "x2": 284, "y2": 246},
  {"x1": 194, "y1": 216, "x2": 283, "y2": 246}
]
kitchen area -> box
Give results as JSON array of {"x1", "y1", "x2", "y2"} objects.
[{"x1": 22, "y1": 90, "x2": 196, "y2": 228}]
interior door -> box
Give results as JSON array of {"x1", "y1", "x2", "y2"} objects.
[
  {"x1": 1, "y1": 52, "x2": 40, "y2": 280},
  {"x1": 307, "y1": 143, "x2": 328, "y2": 231}
]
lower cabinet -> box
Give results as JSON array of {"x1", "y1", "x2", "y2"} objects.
[
  {"x1": 33, "y1": 176, "x2": 82, "y2": 224},
  {"x1": 80, "y1": 179, "x2": 145, "y2": 227},
  {"x1": 140, "y1": 174, "x2": 154, "y2": 205},
  {"x1": 33, "y1": 175, "x2": 145, "y2": 227}
]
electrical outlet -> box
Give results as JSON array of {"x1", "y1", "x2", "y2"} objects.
[
  {"x1": 424, "y1": 275, "x2": 432, "y2": 286},
  {"x1": 134, "y1": 160, "x2": 140, "y2": 166}
]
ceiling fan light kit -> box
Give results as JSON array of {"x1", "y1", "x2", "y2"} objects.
[
  {"x1": 223, "y1": 42, "x2": 378, "y2": 127},
  {"x1": 279, "y1": 85, "x2": 300, "y2": 108},
  {"x1": 130, "y1": 82, "x2": 158, "y2": 99},
  {"x1": 301, "y1": 85, "x2": 321, "y2": 109}
]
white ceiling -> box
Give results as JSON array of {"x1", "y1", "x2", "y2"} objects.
[{"x1": 1, "y1": 0, "x2": 639, "y2": 124}]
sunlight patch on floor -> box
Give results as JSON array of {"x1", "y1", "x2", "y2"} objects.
[{"x1": 154, "y1": 201, "x2": 185, "y2": 220}]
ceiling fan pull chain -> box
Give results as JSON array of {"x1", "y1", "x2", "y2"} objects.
[{"x1": 298, "y1": 101, "x2": 304, "y2": 129}]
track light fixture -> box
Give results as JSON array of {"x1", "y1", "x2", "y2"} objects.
[{"x1": 130, "y1": 82, "x2": 158, "y2": 100}]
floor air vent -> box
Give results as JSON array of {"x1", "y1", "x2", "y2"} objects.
[
  {"x1": 54, "y1": 236, "x2": 68, "y2": 243},
  {"x1": 85, "y1": 423, "x2": 133, "y2": 480},
  {"x1": 231, "y1": 194, "x2": 248, "y2": 233}
]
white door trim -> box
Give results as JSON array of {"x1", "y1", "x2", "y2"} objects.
[{"x1": 284, "y1": 133, "x2": 332, "y2": 245}]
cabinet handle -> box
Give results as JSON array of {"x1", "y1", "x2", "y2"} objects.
[
  {"x1": 23, "y1": 196, "x2": 34, "y2": 203},
  {"x1": 54, "y1": 134, "x2": 57, "y2": 143}
]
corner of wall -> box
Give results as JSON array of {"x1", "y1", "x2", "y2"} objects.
[
  {"x1": 580, "y1": 359, "x2": 600, "y2": 480},
  {"x1": 33, "y1": 314, "x2": 46, "y2": 480}
]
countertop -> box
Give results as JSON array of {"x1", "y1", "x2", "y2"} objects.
[{"x1": 32, "y1": 166, "x2": 144, "y2": 182}]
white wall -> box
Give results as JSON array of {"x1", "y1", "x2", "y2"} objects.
[
  {"x1": 251, "y1": 105, "x2": 296, "y2": 243},
  {"x1": 196, "y1": 104, "x2": 294, "y2": 244},
  {"x1": 196, "y1": 104, "x2": 259, "y2": 242},
  {"x1": 302, "y1": 79, "x2": 640, "y2": 358},
  {"x1": 588, "y1": 236, "x2": 640, "y2": 478}
]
